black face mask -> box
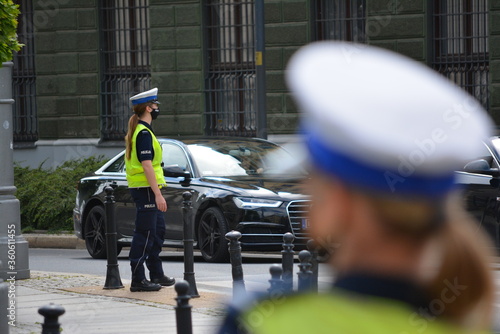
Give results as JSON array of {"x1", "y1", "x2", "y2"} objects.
[{"x1": 151, "y1": 108, "x2": 160, "y2": 120}]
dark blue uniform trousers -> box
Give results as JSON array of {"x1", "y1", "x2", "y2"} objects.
[{"x1": 129, "y1": 187, "x2": 165, "y2": 283}]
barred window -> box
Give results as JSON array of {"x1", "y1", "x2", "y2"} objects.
[
  {"x1": 99, "y1": 0, "x2": 151, "y2": 141},
  {"x1": 204, "y1": 0, "x2": 256, "y2": 137},
  {"x1": 431, "y1": 0, "x2": 489, "y2": 109},
  {"x1": 12, "y1": 0, "x2": 38, "y2": 144},
  {"x1": 313, "y1": 0, "x2": 366, "y2": 42}
]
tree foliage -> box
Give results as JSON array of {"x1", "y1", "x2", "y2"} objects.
[{"x1": 0, "y1": 0, "x2": 22, "y2": 64}]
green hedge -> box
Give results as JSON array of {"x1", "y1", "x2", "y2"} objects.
[{"x1": 14, "y1": 157, "x2": 105, "y2": 232}]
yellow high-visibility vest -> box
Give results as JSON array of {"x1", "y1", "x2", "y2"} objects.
[
  {"x1": 239, "y1": 291, "x2": 487, "y2": 334},
  {"x1": 125, "y1": 123, "x2": 165, "y2": 188}
]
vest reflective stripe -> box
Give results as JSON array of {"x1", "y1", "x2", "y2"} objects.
[
  {"x1": 125, "y1": 124, "x2": 165, "y2": 188},
  {"x1": 240, "y1": 292, "x2": 482, "y2": 334}
]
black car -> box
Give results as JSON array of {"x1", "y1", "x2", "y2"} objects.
[
  {"x1": 73, "y1": 137, "x2": 310, "y2": 262},
  {"x1": 456, "y1": 136, "x2": 500, "y2": 253}
]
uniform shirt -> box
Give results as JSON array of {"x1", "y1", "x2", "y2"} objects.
[
  {"x1": 216, "y1": 273, "x2": 468, "y2": 334},
  {"x1": 333, "y1": 272, "x2": 429, "y2": 311},
  {"x1": 135, "y1": 120, "x2": 155, "y2": 162}
]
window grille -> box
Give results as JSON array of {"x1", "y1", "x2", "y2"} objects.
[
  {"x1": 12, "y1": 0, "x2": 38, "y2": 144},
  {"x1": 430, "y1": 0, "x2": 489, "y2": 109},
  {"x1": 313, "y1": 0, "x2": 366, "y2": 42},
  {"x1": 204, "y1": 0, "x2": 256, "y2": 137},
  {"x1": 99, "y1": 0, "x2": 151, "y2": 141}
]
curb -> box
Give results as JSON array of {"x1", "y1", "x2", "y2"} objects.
[
  {"x1": 23, "y1": 234, "x2": 85, "y2": 249},
  {"x1": 20, "y1": 234, "x2": 500, "y2": 270}
]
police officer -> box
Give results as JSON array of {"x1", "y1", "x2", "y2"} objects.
[
  {"x1": 125, "y1": 88, "x2": 175, "y2": 292},
  {"x1": 218, "y1": 42, "x2": 496, "y2": 333}
]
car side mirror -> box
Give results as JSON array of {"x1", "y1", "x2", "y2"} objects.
[
  {"x1": 163, "y1": 165, "x2": 191, "y2": 186},
  {"x1": 490, "y1": 178, "x2": 500, "y2": 188},
  {"x1": 464, "y1": 159, "x2": 500, "y2": 177},
  {"x1": 180, "y1": 171, "x2": 191, "y2": 187}
]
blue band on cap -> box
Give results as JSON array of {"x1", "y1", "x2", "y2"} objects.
[
  {"x1": 306, "y1": 133, "x2": 456, "y2": 198},
  {"x1": 131, "y1": 95, "x2": 158, "y2": 105}
]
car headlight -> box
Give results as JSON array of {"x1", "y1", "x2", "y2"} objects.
[{"x1": 233, "y1": 197, "x2": 283, "y2": 209}]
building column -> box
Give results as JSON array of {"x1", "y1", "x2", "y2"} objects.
[{"x1": 0, "y1": 62, "x2": 30, "y2": 280}]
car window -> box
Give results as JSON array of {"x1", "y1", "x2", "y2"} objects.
[
  {"x1": 466, "y1": 142, "x2": 499, "y2": 169},
  {"x1": 162, "y1": 143, "x2": 190, "y2": 172},
  {"x1": 188, "y1": 145, "x2": 247, "y2": 176},
  {"x1": 104, "y1": 155, "x2": 125, "y2": 173},
  {"x1": 187, "y1": 141, "x2": 306, "y2": 177}
]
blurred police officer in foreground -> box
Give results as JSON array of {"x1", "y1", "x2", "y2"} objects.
[
  {"x1": 218, "y1": 42, "x2": 495, "y2": 333},
  {"x1": 125, "y1": 88, "x2": 175, "y2": 292}
]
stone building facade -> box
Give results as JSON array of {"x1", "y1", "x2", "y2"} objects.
[{"x1": 11, "y1": 0, "x2": 498, "y2": 167}]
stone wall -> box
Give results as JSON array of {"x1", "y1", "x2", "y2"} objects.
[
  {"x1": 366, "y1": 0, "x2": 427, "y2": 63},
  {"x1": 34, "y1": 0, "x2": 100, "y2": 139},
  {"x1": 489, "y1": 0, "x2": 500, "y2": 123},
  {"x1": 148, "y1": 0, "x2": 310, "y2": 137},
  {"x1": 149, "y1": 0, "x2": 204, "y2": 136},
  {"x1": 264, "y1": 0, "x2": 310, "y2": 135},
  {"x1": 26, "y1": 0, "x2": 500, "y2": 142}
]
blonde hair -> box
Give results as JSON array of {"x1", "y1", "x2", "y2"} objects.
[
  {"x1": 124, "y1": 102, "x2": 151, "y2": 160},
  {"x1": 370, "y1": 194, "x2": 494, "y2": 329}
]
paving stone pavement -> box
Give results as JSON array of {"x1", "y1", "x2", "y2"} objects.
[{"x1": 11, "y1": 271, "x2": 228, "y2": 334}]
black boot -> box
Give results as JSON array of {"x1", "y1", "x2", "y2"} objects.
[
  {"x1": 130, "y1": 279, "x2": 162, "y2": 292},
  {"x1": 151, "y1": 276, "x2": 176, "y2": 287}
]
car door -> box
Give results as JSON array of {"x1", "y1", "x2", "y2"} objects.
[
  {"x1": 100, "y1": 153, "x2": 137, "y2": 239},
  {"x1": 456, "y1": 142, "x2": 500, "y2": 252},
  {"x1": 161, "y1": 142, "x2": 194, "y2": 241}
]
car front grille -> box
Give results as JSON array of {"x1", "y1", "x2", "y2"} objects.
[{"x1": 286, "y1": 200, "x2": 311, "y2": 239}]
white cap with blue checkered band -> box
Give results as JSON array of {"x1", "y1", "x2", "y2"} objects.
[
  {"x1": 286, "y1": 42, "x2": 494, "y2": 197},
  {"x1": 130, "y1": 87, "x2": 160, "y2": 106}
]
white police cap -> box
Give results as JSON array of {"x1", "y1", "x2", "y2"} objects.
[
  {"x1": 286, "y1": 42, "x2": 494, "y2": 197},
  {"x1": 130, "y1": 87, "x2": 159, "y2": 106}
]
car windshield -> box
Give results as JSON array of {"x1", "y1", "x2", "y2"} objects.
[{"x1": 186, "y1": 140, "x2": 306, "y2": 177}]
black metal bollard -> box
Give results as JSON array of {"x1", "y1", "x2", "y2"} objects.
[
  {"x1": 281, "y1": 232, "x2": 295, "y2": 293},
  {"x1": 267, "y1": 264, "x2": 284, "y2": 296},
  {"x1": 297, "y1": 250, "x2": 313, "y2": 292},
  {"x1": 225, "y1": 230, "x2": 246, "y2": 299},
  {"x1": 103, "y1": 185, "x2": 124, "y2": 289},
  {"x1": 38, "y1": 303, "x2": 65, "y2": 334},
  {"x1": 307, "y1": 239, "x2": 319, "y2": 292},
  {"x1": 175, "y1": 280, "x2": 193, "y2": 334},
  {"x1": 182, "y1": 191, "x2": 199, "y2": 298}
]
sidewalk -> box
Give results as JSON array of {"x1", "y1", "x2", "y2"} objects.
[
  {"x1": 13, "y1": 271, "x2": 228, "y2": 334},
  {"x1": 15, "y1": 233, "x2": 500, "y2": 334}
]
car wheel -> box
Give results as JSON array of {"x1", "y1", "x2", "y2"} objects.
[
  {"x1": 198, "y1": 207, "x2": 229, "y2": 263},
  {"x1": 84, "y1": 205, "x2": 123, "y2": 259}
]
